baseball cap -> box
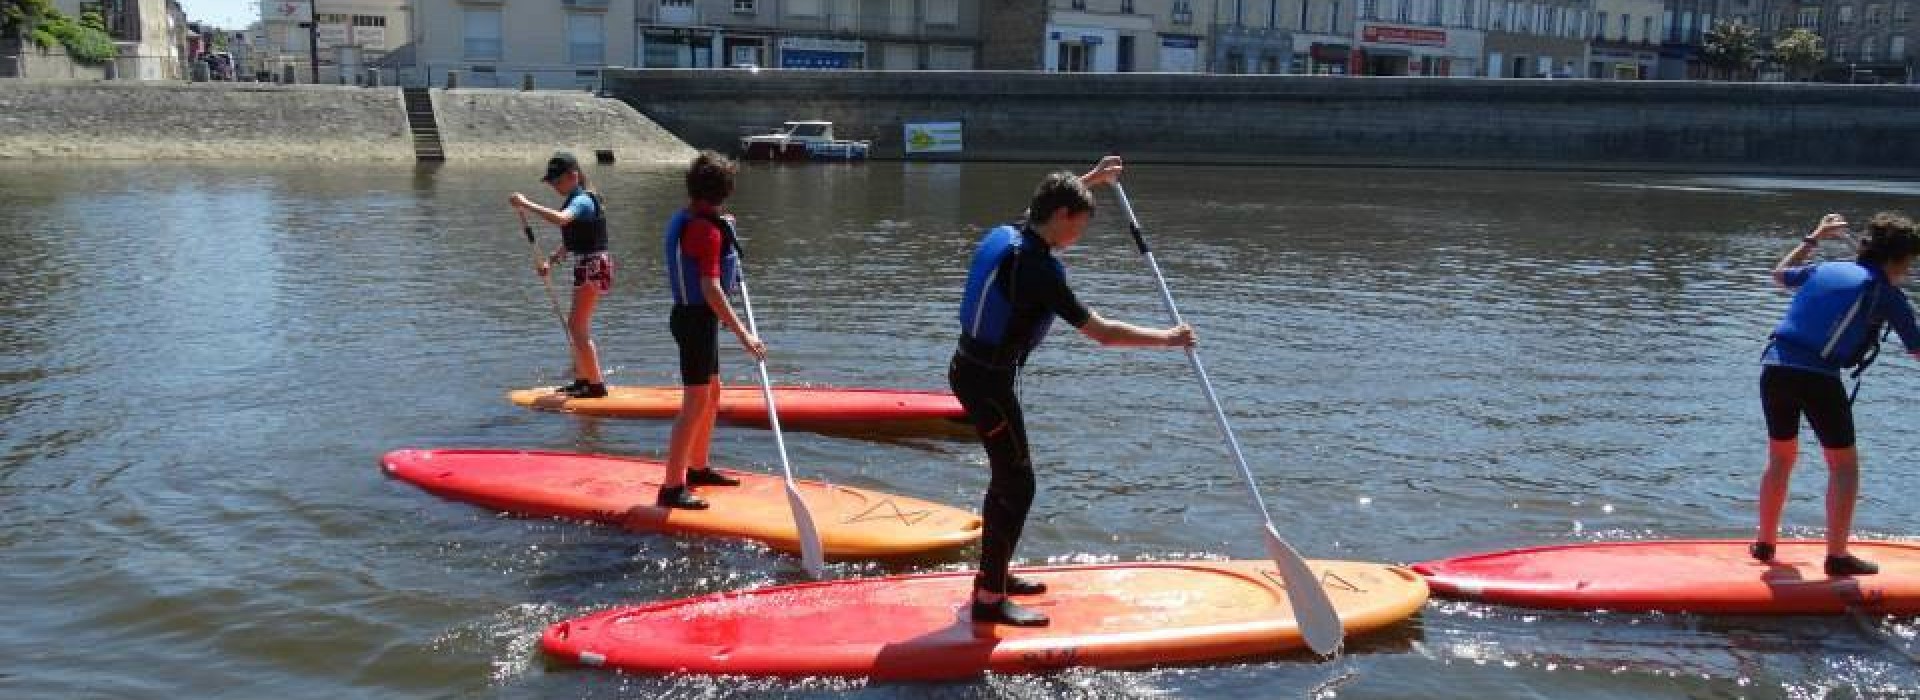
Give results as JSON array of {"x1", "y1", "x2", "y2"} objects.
[{"x1": 542, "y1": 152, "x2": 580, "y2": 183}]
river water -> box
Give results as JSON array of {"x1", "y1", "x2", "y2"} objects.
[{"x1": 3, "y1": 162, "x2": 1919, "y2": 699}]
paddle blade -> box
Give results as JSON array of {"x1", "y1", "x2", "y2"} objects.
[
  {"x1": 1263, "y1": 524, "x2": 1344, "y2": 656},
  {"x1": 786, "y1": 482, "x2": 827, "y2": 579}
]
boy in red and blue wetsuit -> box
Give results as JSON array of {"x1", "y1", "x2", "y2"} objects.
[
  {"x1": 657, "y1": 151, "x2": 766, "y2": 510},
  {"x1": 951, "y1": 156, "x2": 1194, "y2": 626},
  {"x1": 1755, "y1": 212, "x2": 1920, "y2": 576}
]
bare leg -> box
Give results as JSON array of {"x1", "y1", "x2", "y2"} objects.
[
  {"x1": 1823, "y1": 446, "x2": 1861, "y2": 558},
  {"x1": 693, "y1": 378, "x2": 721, "y2": 468},
  {"x1": 1755, "y1": 438, "x2": 1797, "y2": 546},
  {"x1": 664, "y1": 383, "x2": 715, "y2": 489},
  {"x1": 568, "y1": 285, "x2": 603, "y2": 384}
]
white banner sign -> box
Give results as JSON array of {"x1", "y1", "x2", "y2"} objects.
[
  {"x1": 268, "y1": 0, "x2": 310, "y2": 22},
  {"x1": 904, "y1": 121, "x2": 963, "y2": 155}
]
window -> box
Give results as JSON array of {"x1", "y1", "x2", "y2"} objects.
[
  {"x1": 1595, "y1": 11, "x2": 1607, "y2": 37},
  {"x1": 352, "y1": 15, "x2": 384, "y2": 27},
  {"x1": 1118, "y1": 34, "x2": 1134, "y2": 71},
  {"x1": 1619, "y1": 13, "x2": 1629, "y2": 38},
  {"x1": 1431, "y1": 0, "x2": 1443, "y2": 25},
  {"x1": 787, "y1": 0, "x2": 822, "y2": 17},
  {"x1": 1489, "y1": 0, "x2": 1503, "y2": 29},
  {"x1": 1892, "y1": 35, "x2": 1907, "y2": 57},
  {"x1": 1896, "y1": 2, "x2": 1911, "y2": 23},
  {"x1": 1397, "y1": 0, "x2": 1409, "y2": 22},
  {"x1": 1268, "y1": 0, "x2": 1277, "y2": 26},
  {"x1": 1072, "y1": 0, "x2": 1086, "y2": 8},
  {"x1": 1331, "y1": 0, "x2": 1342, "y2": 33},
  {"x1": 568, "y1": 13, "x2": 603, "y2": 64},
  {"x1": 463, "y1": 9, "x2": 500, "y2": 59},
  {"x1": 1361, "y1": 0, "x2": 1377, "y2": 19},
  {"x1": 926, "y1": 0, "x2": 959, "y2": 25},
  {"x1": 1124, "y1": 0, "x2": 1136, "y2": 13},
  {"x1": 1867, "y1": 4, "x2": 1885, "y2": 24},
  {"x1": 1839, "y1": 4, "x2": 1855, "y2": 24},
  {"x1": 1832, "y1": 38, "x2": 1849, "y2": 59},
  {"x1": 1462, "y1": 0, "x2": 1474, "y2": 28},
  {"x1": 1641, "y1": 16, "x2": 1651, "y2": 40},
  {"x1": 1861, "y1": 36, "x2": 1876, "y2": 59},
  {"x1": 733, "y1": 0, "x2": 755, "y2": 12},
  {"x1": 1172, "y1": 0, "x2": 1194, "y2": 24},
  {"x1": 1300, "y1": 0, "x2": 1310, "y2": 29},
  {"x1": 1797, "y1": 6, "x2": 1820, "y2": 28}
]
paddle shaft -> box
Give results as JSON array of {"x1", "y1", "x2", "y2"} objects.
[
  {"x1": 1110, "y1": 182, "x2": 1344, "y2": 656},
  {"x1": 516, "y1": 208, "x2": 573, "y2": 342},
  {"x1": 733, "y1": 257, "x2": 828, "y2": 579}
]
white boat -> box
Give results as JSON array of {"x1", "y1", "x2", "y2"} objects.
[{"x1": 739, "y1": 121, "x2": 871, "y2": 162}]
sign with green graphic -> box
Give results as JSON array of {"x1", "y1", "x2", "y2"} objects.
[{"x1": 903, "y1": 122, "x2": 963, "y2": 155}]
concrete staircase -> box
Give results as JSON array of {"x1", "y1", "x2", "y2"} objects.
[{"x1": 402, "y1": 87, "x2": 445, "y2": 162}]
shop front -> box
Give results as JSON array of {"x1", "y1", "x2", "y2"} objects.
[
  {"x1": 778, "y1": 37, "x2": 866, "y2": 70},
  {"x1": 1587, "y1": 42, "x2": 1656, "y2": 79},
  {"x1": 1352, "y1": 23, "x2": 1481, "y2": 76},
  {"x1": 640, "y1": 26, "x2": 718, "y2": 68}
]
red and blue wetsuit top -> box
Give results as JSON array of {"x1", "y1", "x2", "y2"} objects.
[{"x1": 665, "y1": 202, "x2": 740, "y2": 306}]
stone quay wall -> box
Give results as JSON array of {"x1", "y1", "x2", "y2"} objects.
[
  {"x1": 0, "y1": 82, "x2": 693, "y2": 163},
  {"x1": 604, "y1": 69, "x2": 1920, "y2": 175}
]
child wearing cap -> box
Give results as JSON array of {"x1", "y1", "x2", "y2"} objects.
[
  {"x1": 657, "y1": 151, "x2": 766, "y2": 509},
  {"x1": 510, "y1": 152, "x2": 612, "y2": 398}
]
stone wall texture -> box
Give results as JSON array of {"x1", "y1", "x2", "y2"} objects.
[
  {"x1": 428, "y1": 89, "x2": 696, "y2": 164},
  {"x1": 0, "y1": 82, "x2": 694, "y2": 162},
  {"x1": 604, "y1": 69, "x2": 1920, "y2": 174},
  {"x1": 0, "y1": 82, "x2": 414, "y2": 160}
]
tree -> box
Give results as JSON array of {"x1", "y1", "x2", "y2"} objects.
[
  {"x1": 1, "y1": 0, "x2": 57, "y2": 39},
  {"x1": 1703, "y1": 20, "x2": 1760, "y2": 80},
  {"x1": 1773, "y1": 28, "x2": 1826, "y2": 81}
]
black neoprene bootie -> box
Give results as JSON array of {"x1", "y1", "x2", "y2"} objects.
[
  {"x1": 970, "y1": 598, "x2": 1049, "y2": 627},
  {"x1": 555, "y1": 379, "x2": 589, "y2": 395},
  {"x1": 655, "y1": 486, "x2": 709, "y2": 510},
  {"x1": 687, "y1": 467, "x2": 741, "y2": 487},
  {"x1": 1825, "y1": 555, "x2": 1879, "y2": 576},
  {"x1": 1750, "y1": 541, "x2": 1775, "y2": 562},
  {"x1": 574, "y1": 382, "x2": 608, "y2": 399}
]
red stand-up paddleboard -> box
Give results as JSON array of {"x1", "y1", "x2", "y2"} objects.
[
  {"x1": 508, "y1": 385, "x2": 966, "y2": 432},
  {"x1": 381, "y1": 449, "x2": 980, "y2": 560},
  {"x1": 541, "y1": 560, "x2": 1429, "y2": 679},
  {"x1": 1413, "y1": 540, "x2": 1920, "y2": 614}
]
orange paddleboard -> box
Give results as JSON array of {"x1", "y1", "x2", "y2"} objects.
[
  {"x1": 381, "y1": 449, "x2": 980, "y2": 560},
  {"x1": 508, "y1": 385, "x2": 965, "y2": 428},
  {"x1": 542, "y1": 560, "x2": 1428, "y2": 679},
  {"x1": 1414, "y1": 540, "x2": 1920, "y2": 614}
]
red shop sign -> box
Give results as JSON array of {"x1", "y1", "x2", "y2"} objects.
[{"x1": 1362, "y1": 25, "x2": 1448, "y2": 47}]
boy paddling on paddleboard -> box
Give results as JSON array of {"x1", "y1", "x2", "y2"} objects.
[
  {"x1": 510, "y1": 153, "x2": 612, "y2": 399},
  {"x1": 658, "y1": 152, "x2": 767, "y2": 510},
  {"x1": 952, "y1": 156, "x2": 1194, "y2": 626},
  {"x1": 1756, "y1": 212, "x2": 1920, "y2": 576}
]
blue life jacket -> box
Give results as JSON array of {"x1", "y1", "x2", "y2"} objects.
[
  {"x1": 1767, "y1": 261, "x2": 1889, "y2": 375},
  {"x1": 958, "y1": 225, "x2": 1061, "y2": 363},
  {"x1": 665, "y1": 208, "x2": 740, "y2": 306},
  {"x1": 560, "y1": 189, "x2": 608, "y2": 254}
]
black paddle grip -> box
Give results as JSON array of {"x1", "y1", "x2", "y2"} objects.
[
  {"x1": 522, "y1": 226, "x2": 536, "y2": 244},
  {"x1": 1128, "y1": 223, "x2": 1150, "y2": 254}
]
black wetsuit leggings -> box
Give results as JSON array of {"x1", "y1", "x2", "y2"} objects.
[{"x1": 948, "y1": 354, "x2": 1034, "y2": 595}]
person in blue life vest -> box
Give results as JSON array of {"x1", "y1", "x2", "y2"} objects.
[
  {"x1": 953, "y1": 156, "x2": 1195, "y2": 626},
  {"x1": 657, "y1": 151, "x2": 767, "y2": 510},
  {"x1": 1754, "y1": 212, "x2": 1920, "y2": 576},
  {"x1": 510, "y1": 152, "x2": 612, "y2": 399}
]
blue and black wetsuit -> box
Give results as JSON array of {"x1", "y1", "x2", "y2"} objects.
[
  {"x1": 1763, "y1": 261, "x2": 1920, "y2": 448},
  {"x1": 949, "y1": 224, "x2": 1091, "y2": 594}
]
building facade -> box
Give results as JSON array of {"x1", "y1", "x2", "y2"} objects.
[
  {"x1": 980, "y1": 1, "x2": 1212, "y2": 72},
  {"x1": 1656, "y1": 0, "x2": 1719, "y2": 77},
  {"x1": 1589, "y1": 0, "x2": 1661, "y2": 76},
  {"x1": 1479, "y1": 0, "x2": 1592, "y2": 77},
  {"x1": 48, "y1": 0, "x2": 185, "y2": 79},
  {"x1": 1791, "y1": 0, "x2": 1916, "y2": 81},
  {"x1": 257, "y1": 0, "x2": 409, "y2": 83},
  {"x1": 1352, "y1": 0, "x2": 1488, "y2": 75},
  {"x1": 405, "y1": 0, "x2": 980, "y2": 88}
]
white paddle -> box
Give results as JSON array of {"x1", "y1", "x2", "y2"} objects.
[
  {"x1": 1110, "y1": 182, "x2": 1345, "y2": 657},
  {"x1": 732, "y1": 240, "x2": 828, "y2": 579},
  {"x1": 516, "y1": 208, "x2": 573, "y2": 346}
]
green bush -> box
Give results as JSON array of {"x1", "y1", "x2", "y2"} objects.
[{"x1": 15, "y1": 3, "x2": 116, "y2": 64}]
